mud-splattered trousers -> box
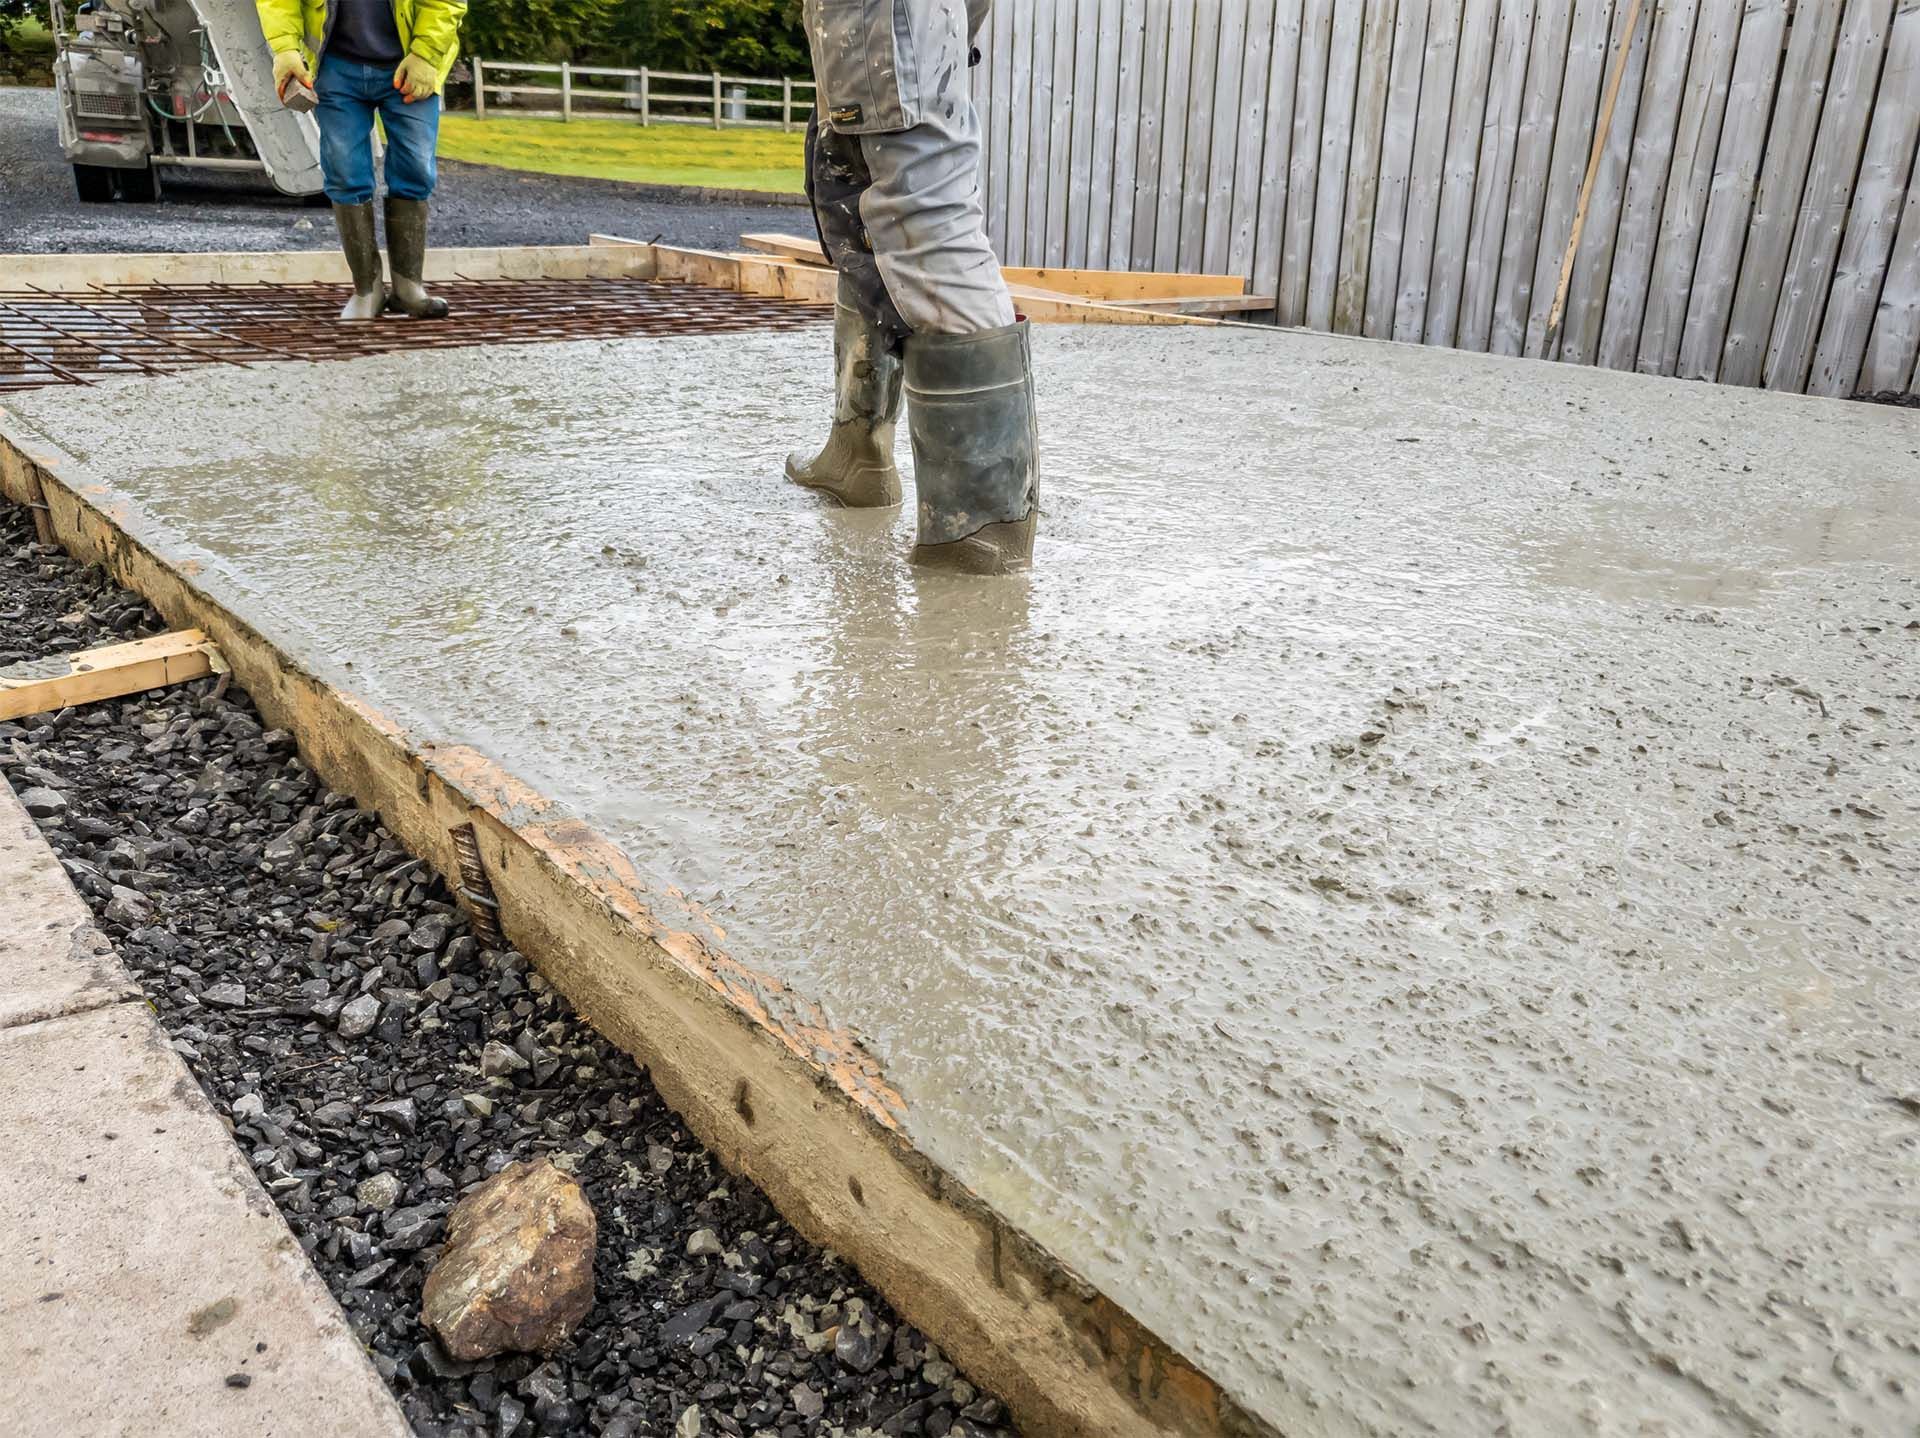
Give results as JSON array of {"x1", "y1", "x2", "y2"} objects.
[{"x1": 801, "y1": 0, "x2": 1016, "y2": 349}]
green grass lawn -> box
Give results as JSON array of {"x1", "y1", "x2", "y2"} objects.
[{"x1": 437, "y1": 114, "x2": 804, "y2": 194}]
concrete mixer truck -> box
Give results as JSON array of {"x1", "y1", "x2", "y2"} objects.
[{"x1": 50, "y1": 0, "x2": 323, "y2": 201}]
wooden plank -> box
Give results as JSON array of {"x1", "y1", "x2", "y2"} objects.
[
  {"x1": 1002, "y1": 284, "x2": 1217, "y2": 325},
  {"x1": 1307, "y1": 0, "x2": 1368, "y2": 330},
  {"x1": 1199, "y1": 0, "x2": 1252, "y2": 273},
  {"x1": 1394, "y1": 0, "x2": 1463, "y2": 341},
  {"x1": 737, "y1": 233, "x2": 835, "y2": 264},
  {"x1": 1423, "y1": 0, "x2": 1500, "y2": 346},
  {"x1": 1490, "y1": 0, "x2": 1577, "y2": 353},
  {"x1": 1860, "y1": 119, "x2": 1920, "y2": 391},
  {"x1": 1596, "y1": 0, "x2": 1700, "y2": 370},
  {"x1": 1129, "y1": 0, "x2": 1174, "y2": 267},
  {"x1": 1250, "y1": 0, "x2": 1307, "y2": 313},
  {"x1": 1084, "y1": 0, "x2": 1124, "y2": 269},
  {"x1": 1120, "y1": 294, "x2": 1279, "y2": 314},
  {"x1": 711, "y1": 246, "x2": 1209, "y2": 324},
  {"x1": 1554, "y1": 0, "x2": 1654, "y2": 364},
  {"x1": 1177, "y1": 0, "x2": 1228, "y2": 271},
  {"x1": 1045, "y1": 0, "x2": 1080, "y2": 267},
  {"x1": 1717, "y1": 0, "x2": 1846, "y2": 385},
  {"x1": 1811, "y1": 1, "x2": 1920, "y2": 396},
  {"x1": 736, "y1": 234, "x2": 1248, "y2": 298},
  {"x1": 1064, "y1": 0, "x2": 1102, "y2": 267},
  {"x1": 1151, "y1": 1, "x2": 1197, "y2": 271},
  {"x1": 19, "y1": 465, "x2": 55, "y2": 546},
  {"x1": 1331, "y1": 0, "x2": 1400, "y2": 334},
  {"x1": 1021, "y1": 0, "x2": 1055, "y2": 269},
  {"x1": 1634, "y1": 0, "x2": 1741, "y2": 375},
  {"x1": 985, "y1": 3, "x2": 1014, "y2": 255},
  {"x1": 1, "y1": 244, "x2": 659, "y2": 290},
  {"x1": 1002, "y1": 0, "x2": 1034, "y2": 263},
  {"x1": 1675, "y1": 0, "x2": 1788, "y2": 378},
  {"x1": 0, "y1": 629, "x2": 220, "y2": 723},
  {"x1": 1458, "y1": 0, "x2": 1538, "y2": 351},
  {"x1": 1226, "y1": 0, "x2": 1282, "y2": 278},
  {"x1": 1052, "y1": 0, "x2": 1082, "y2": 268},
  {"x1": 1281, "y1": 0, "x2": 1337, "y2": 325},
  {"x1": 1765, "y1": 0, "x2": 1899, "y2": 392},
  {"x1": 1105, "y1": 0, "x2": 1148, "y2": 268},
  {"x1": 1525, "y1": 0, "x2": 1623, "y2": 356},
  {"x1": 1363, "y1": 0, "x2": 1432, "y2": 337}
]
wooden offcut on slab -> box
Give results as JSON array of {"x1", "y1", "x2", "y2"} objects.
[
  {"x1": 734, "y1": 232, "x2": 1275, "y2": 315},
  {"x1": 0, "y1": 629, "x2": 225, "y2": 722}
]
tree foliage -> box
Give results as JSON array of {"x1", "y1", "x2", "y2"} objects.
[
  {"x1": 0, "y1": 0, "x2": 50, "y2": 47},
  {"x1": 462, "y1": 0, "x2": 807, "y2": 75},
  {"x1": 594, "y1": 0, "x2": 805, "y2": 76},
  {"x1": 461, "y1": 0, "x2": 615, "y2": 64}
]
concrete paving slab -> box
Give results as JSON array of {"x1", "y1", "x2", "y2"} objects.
[
  {"x1": 4, "y1": 325, "x2": 1917, "y2": 1437},
  {"x1": 0, "y1": 779, "x2": 142, "y2": 1027},
  {"x1": 0, "y1": 783, "x2": 409, "y2": 1438}
]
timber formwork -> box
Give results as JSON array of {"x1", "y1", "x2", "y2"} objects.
[{"x1": 0, "y1": 240, "x2": 1268, "y2": 1438}]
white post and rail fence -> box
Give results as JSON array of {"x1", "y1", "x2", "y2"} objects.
[{"x1": 471, "y1": 59, "x2": 815, "y2": 133}]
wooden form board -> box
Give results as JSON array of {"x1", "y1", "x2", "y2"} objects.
[
  {"x1": 0, "y1": 424, "x2": 1276, "y2": 1438},
  {"x1": 0, "y1": 629, "x2": 223, "y2": 723},
  {"x1": 0, "y1": 244, "x2": 661, "y2": 293},
  {"x1": 970, "y1": 0, "x2": 1920, "y2": 395},
  {"x1": 730, "y1": 233, "x2": 1255, "y2": 317}
]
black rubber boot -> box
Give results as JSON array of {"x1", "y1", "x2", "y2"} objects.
[
  {"x1": 384, "y1": 196, "x2": 449, "y2": 319},
  {"x1": 784, "y1": 278, "x2": 904, "y2": 507},
  {"x1": 904, "y1": 322, "x2": 1039, "y2": 574},
  {"x1": 332, "y1": 201, "x2": 386, "y2": 320}
]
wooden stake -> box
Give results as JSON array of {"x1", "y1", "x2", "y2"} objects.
[
  {"x1": 0, "y1": 628, "x2": 226, "y2": 723},
  {"x1": 1544, "y1": 0, "x2": 1646, "y2": 358}
]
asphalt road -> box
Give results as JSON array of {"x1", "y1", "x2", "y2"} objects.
[{"x1": 0, "y1": 85, "x2": 807, "y2": 255}]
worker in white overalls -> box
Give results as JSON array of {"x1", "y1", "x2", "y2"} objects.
[{"x1": 785, "y1": 0, "x2": 1039, "y2": 574}]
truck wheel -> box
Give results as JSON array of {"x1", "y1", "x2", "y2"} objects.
[
  {"x1": 120, "y1": 165, "x2": 162, "y2": 203},
  {"x1": 74, "y1": 164, "x2": 116, "y2": 202}
]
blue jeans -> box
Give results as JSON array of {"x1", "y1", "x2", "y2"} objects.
[{"x1": 314, "y1": 51, "x2": 439, "y2": 205}]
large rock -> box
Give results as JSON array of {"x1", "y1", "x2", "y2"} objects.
[{"x1": 421, "y1": 1159, "x2": 596, "y2": 1361}]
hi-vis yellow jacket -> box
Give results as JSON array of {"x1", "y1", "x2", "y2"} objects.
[{"x1": 256, "y1": 0, "x2": 467, "y2": 94}]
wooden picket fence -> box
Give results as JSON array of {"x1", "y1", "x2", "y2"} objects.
[{"x1": 968, "y1": 0, "x2": 1920, "y2": 398}]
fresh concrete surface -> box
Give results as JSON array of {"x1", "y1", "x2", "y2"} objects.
[
  {"x1": 5, "y1": 324, "x2": 1918, "y2": 1437},
  {"x1": 0, "y1": 778, "x2": 409, "y2": 1438}
]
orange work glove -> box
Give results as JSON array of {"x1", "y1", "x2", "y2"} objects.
[{"x1": 393, "y1": 53, "x2": 438, "y2": 103}]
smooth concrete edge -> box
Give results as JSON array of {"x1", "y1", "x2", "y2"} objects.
[
  {"x1": 0, "y1": 243, "x2": 662, "y2": 291},
  {"x1": 0, "y1": 777, "x2": 411, "y2": 1438},
  {"x1": 0, "y1": 418, "x2": 1278, "y2": 1438},
  {"x1": 0, "y1": 777, "x2": 143, "y2": 1029}
]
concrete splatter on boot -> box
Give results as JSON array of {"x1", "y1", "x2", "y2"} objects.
[
  {"x1": 785, "y1": 280, "x2": 903, "y2": 507},
  {"x1": 384, "y1": 196, "x2": 449, "y2": 319},
  {"x1": 904, "y1": 322, "x2": 1038, "y2": 574},
  {"x1": 331, "y1": 201, "x2": 386, "y2": 320}
]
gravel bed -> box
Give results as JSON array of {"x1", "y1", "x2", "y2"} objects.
[
  {"x1": 1, "y1": 85, "x2": 804, "y2": 255},
  {"x1": 0, "y1": 497, "x2": 1014, "y2": 1438}
]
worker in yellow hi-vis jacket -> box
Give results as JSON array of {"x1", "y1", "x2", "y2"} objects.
[{"x1": 254, "y1": 0, "x2": 466, "y2": 320}]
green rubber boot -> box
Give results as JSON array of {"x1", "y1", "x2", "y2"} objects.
[
  {"x1": 331, "y1": 201, "x2": 386, "y2": 321},
  {"x1": 384, "y1": 196, "x2": 449, "y2": 319},
  {"x1": 904, "y1": 322, "x2": 1039, "y2": 574},
  {"x1": 784, "y1": 277, "x2": 903, "y2": 507}
]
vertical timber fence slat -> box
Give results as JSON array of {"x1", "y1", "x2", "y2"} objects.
[{"x1": 970, "y1": 0, "x2": 1920, "y2": 396}]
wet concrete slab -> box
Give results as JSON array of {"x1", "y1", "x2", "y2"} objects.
[
  {"x1": 0, "y1": 778, "x2": 410, "y2": 1437},
  {"x1": 5, "y1": 326, "x2": 1918, "y2": 1436}
]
